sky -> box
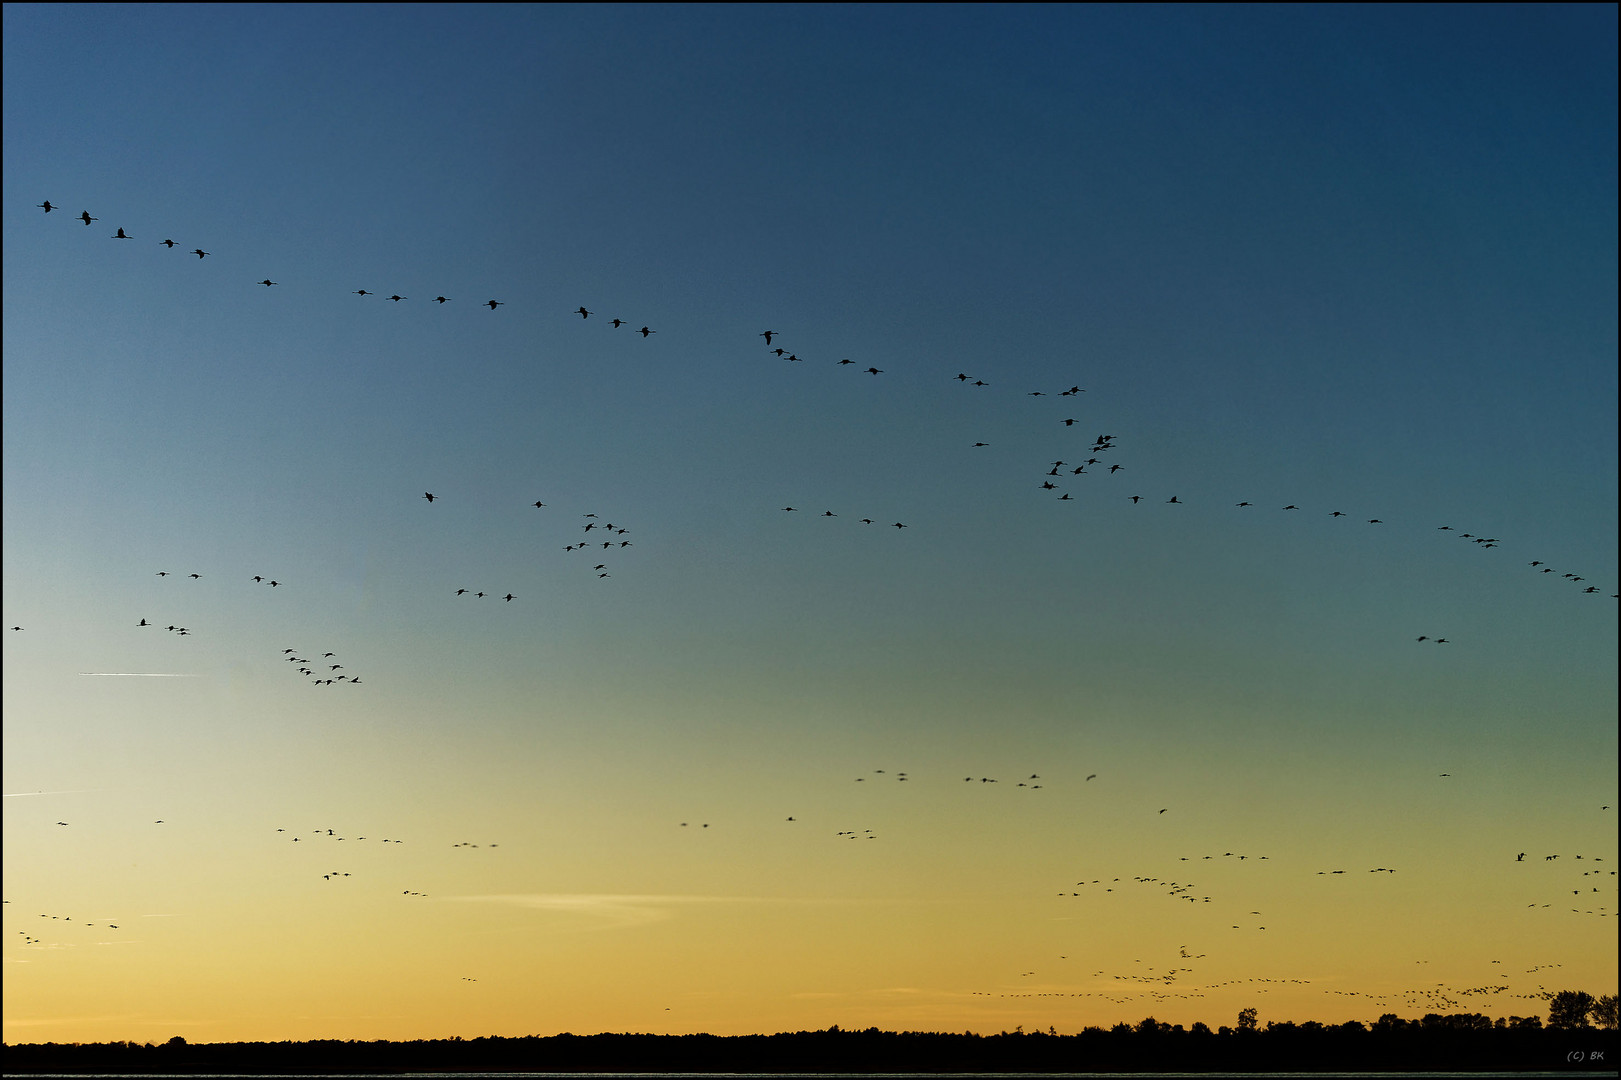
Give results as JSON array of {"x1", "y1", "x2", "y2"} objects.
[{"x1": 3, "y1": 2, "x2": 1616, "y2": 1045}]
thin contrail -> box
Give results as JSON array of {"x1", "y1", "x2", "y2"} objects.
[
  {"x1": 77, "y1": 673, "x2": 201, "y2": 677},
  {"x1": 3, "y1": 789, "x2": 95, "y2": 798}
]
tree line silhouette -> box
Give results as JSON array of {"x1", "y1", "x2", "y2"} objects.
[{"x1": 5, "y1": 997, "x2": 1615, "y2": 1073}]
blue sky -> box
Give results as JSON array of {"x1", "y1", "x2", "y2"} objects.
[{"x1": 3, "y1": 3, "x2": 1615, "y2": 1042}]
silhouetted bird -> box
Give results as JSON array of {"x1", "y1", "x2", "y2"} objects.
[
  {"x1": 576, "y1": 307, "x2": 591, "y2": 318},
  {"x1": 435, "y1": 296, "x2": 451, "y2": 303},
  {"x1": 423, "y1": 493, "x2": 436, "y2": 502},
  {"x1": 112, "y1": 227, "x2": 132, "y2": 239},
  {"x1": 761, "y1": 330, "x2": 777, "y2": 345},
  {"x1": 638, "y1": 326, "x2": 655, "y2": 337},
  {"x1": 191, "y1": 249, "x2": 209, "y2": 259},
  {"x1": 38, "y1": 201, "x2": 54, "y2": 213},
  {"x1": 258, "y1": 279, "x2": 277, "y2": 287},
  {"x1": 161, "y1": 238, "x2": 177, "y2": 247},
  {"x1": 487, "y1": 300, "x2": 503, "y2": 309},
  {"x1": 79, "y1": 211, "x2": 97, "y2": 226}
]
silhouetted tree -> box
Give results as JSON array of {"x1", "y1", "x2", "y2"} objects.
[
  {"x1": 1422, "y1": 1012, "x2": 1492, "y2": 1031},
  {"x1": 1592, "y1": 994, "x2": 1619, "y2": 1030},
  {"x1": 1237, "y1": 1007, "x2": 1258, "y2": 1032},
  {"x1": 1549, "y1": 991, "x2": 1597, "y2": 1029},
  {"x1": 0, "y1": 1022, "x2": 1614, "y2": 1075}
]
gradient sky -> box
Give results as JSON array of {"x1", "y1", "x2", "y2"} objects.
[{"x1": 3, "y1": 3, "x2": 1616, "y2": 1044}]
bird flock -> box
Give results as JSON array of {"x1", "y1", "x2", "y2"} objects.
[
  {"x1": 25, "y1": 195, "x2": 1617, "y2": 612},
  {"x1": 7, "y1": 195, "x2": 1615, "y2": 1022},
  {"x1": 32, "y1": 200, "x2": 664, "y2": 327}
]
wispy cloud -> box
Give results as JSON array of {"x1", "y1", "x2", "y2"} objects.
[
  {"x1": 792, "y1": 986, "x2": 946, "y2": 1000},
  {"x1": 442, "y1": 893, "x2": 863, "y2": 929},
  {"x1": 78, "y1": 672, "x2": 201, "y2": 677},
  {"x1": 2, "y1": 1014, "x2": 140, "y2": 1028}
]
